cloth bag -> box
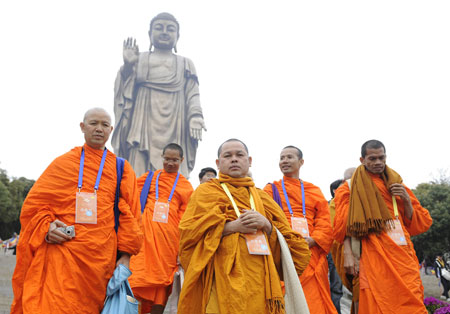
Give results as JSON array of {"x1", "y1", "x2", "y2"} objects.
[
  {"x1": 163, "y1": 266, "x2": 185, "y2": 314},
  {"x1": 442, "y1": 268, "x2": 450, "y2": 281},
  {"x1": 101, "y1": 264, "x2": 138, "y2": 314},
  {"x1": 276, "y1": 228, "x2": 310, "y2": 314}
]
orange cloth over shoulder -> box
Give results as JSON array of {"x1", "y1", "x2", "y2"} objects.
[
  {"x1": 11, "y1": 145, "x2": 143, "y2": 314},
  {"x1": 178, "y1": 174, "x2": 311, "y2": 314},
  {"x1": 129, "y1": 169, "x2": 193, "y2": 307},
  {"x1": 333, "y1": 168, "x2": 432, "y2": 314},
  {"x1": 264, "y1": 177, "x2": 337, "y2": 314}
]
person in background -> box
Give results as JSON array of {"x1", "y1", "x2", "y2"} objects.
[
  {"x1": 435, "y1": 254, "x2": 450, "y2": 301},
  {"x1": 199, "y1": 167, "x2": 217, "y2": 184}
]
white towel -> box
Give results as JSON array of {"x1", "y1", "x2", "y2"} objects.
[{"x1": 276, "y1": 228, "x2": 310, "y2": 314}]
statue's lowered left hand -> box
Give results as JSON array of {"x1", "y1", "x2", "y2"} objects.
[{"x1": 189, "y1": 116, "x2": 206, "y2": 141}]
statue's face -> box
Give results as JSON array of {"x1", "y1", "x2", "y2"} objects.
[{"x1": 150, "y1": 19, "x2": 178, "y2": 50}]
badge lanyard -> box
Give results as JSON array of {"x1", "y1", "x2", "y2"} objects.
[
  {"x1": 387, "y1": 195, "x2": 407, "y2": 246},
  {"x1": 75, "y1": 148, "x2": 107, "y2": 224},
  {"x1": 155, "y1": 172, "x2": 180, "y2": 203},
  {"x1": 78, "y1": 148, "x2": 108, "y2": 193},
  {"x1": 281, "y1": 178, "x2": 305, "y2": 218},
  {"x1": 152, "y1": 172, "x2": 180, "y2": 223},
  {"x1": 392, "y1": 196, "x2": 399, "y2": 218},
  {"x1": 221, "y1": 183, "x2": 255, "y2": 216},
  {"x1": 220, "y1": 183, "x2": 269, "y2": 255},
  {"x1": 281, "y1": 178, "x2": 310, "y2": 238}
]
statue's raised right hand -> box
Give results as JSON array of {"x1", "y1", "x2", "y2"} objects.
[{"x1": 123, "y1": 37, "x2": 139, "y2": 65}]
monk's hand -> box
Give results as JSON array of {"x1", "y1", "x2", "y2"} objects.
[
  {"x1": 189, "y1": 116, "x2": 207, "y2": 141},
  {"x1": 304, "y1": 236, "x2": 316, "y2": 248},
  {"x1": 343, "y1": 237, "x2": 359, "y2": 276},
  {"x1": 123, "y1": 37, "x2": 139, "y2": 65},
  {"x1": 390, "y1": 183, "x2": 414, "y2": 220},
  {"x1": 239, "y1": 210, "x2": 272, "y2": 235},
  {"x1": 389, "y1": 183, "x2": 411, "y2": 203},
  {"x1": 116, "y1": 252, "x2": 131, "y2": 269},
  {"x1": 46, "y1": 220, "x2": 72, "y2": 244}
]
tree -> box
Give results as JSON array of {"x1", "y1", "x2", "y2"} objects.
[
  {"x1": 0, "y1": 180, "x2": 13, "y2": 222},
  {"x1": 412, "y1": 178, "x2": 450, "y2": 262},
  {"x1": 0, "y1": 168, "x2": 35, "y2": 239}
]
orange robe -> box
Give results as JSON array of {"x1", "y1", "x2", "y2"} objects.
[
  {"x1": 264, "y1": 177, "x2": 337, "y2": 314},
  {"x1": 11, "y1": 145, "x2": 143, "y2": 314},
  {"x1": 178, "y1": 175, "x2": 311, "y2": 314},
  {"x1": 334, "y1": 173, "x2": 432, "y2": 314},
  {"x1": 129, "y1": 169, "x2": 193, "y2": 310}
]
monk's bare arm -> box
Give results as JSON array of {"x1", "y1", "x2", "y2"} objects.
[
  {"x1": 343, "y1": 237, "x2": 359, "y2": 276},
  {"x1": 390, "y1": 183, "x2": 413, "y2": 220},
  {"x1": 116, "y1": 252, "x2": 131, "y2": 268}
]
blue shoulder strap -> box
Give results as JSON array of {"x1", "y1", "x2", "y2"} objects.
[
  {"x1": 140, "y1": 171, "x2": 155, "y2": 213},
  {"x1": 271, "y1": 183, "x2": 283, "y2": 209},
  {"x1": 114, "y1": 157, "x2": 125, "y2": 233}
]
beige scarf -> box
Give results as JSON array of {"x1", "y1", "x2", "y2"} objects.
[{"x1": 346, "y1": 164, "x2": 402, "y2": 238}]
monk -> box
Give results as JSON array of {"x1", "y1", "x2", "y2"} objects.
[
  {"x1": 178, "y1": 139, "x2": 311, "y2": 314},
  {"x1": 333, "y1": 140, "x2": 432, "y2": 314},
  {"x1": 264, "y1": 146, "x2": 337, "y2": 314},
  {"x1": 129, "y1": 143, "x2": 193, "y2": 314},
  {"x1": 328, "y1": 179, "x2": 344, "y2": 314},
  {"x1": 11, "y1": 108, "x2": 143, "y2": 314}
]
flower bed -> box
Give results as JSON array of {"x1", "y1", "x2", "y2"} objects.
[{"x1": 425, "y1": 297, "x2": 450, "y2": 314}]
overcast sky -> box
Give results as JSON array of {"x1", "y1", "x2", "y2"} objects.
[{"x1": 1, "y1": 0, "x2": 449, "y2": 199}]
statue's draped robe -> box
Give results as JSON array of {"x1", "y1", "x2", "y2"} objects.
[
  {"x1": 264, "y1": 177, "x2": 337, "y2": 314},
  {"x1": 11, "y1": 145, "x2": 143, "y2": 314},
  {"x1": 333, "y1": 173, "x2": 432, "y2": 314},
  {"x1": 112, "y1": 52, "x2": 203, "y2": 177}
]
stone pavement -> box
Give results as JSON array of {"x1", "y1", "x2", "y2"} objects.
[
  {"x1": 0, "y1": 253, "x2": 443, "y2": 314},
  {"x1": 0, "y1": 253, "x2": 15, "y2": 314}
]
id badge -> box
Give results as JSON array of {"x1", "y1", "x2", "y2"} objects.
[
  {"x1": 244, "y1": 230, "x2": 270, "y2": 255},
  {"x1": 291, "y1": 216, "x2": 309, "y2": 238},
  {"x1": 75, "y1": 191, "x2": 97, "y2": 224},
  {"x1": 153, "y1": 201, "x2": 169, "y2": 223},
  {"x1": 387, "y1": 219, "x2": 407, "y2": 246}
]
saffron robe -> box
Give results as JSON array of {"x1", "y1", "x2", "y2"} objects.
[
  {"x1": 129, "y1": 169, "x2": 193, "y2": 307},
  {"x1": 112, "y1": 53, "x2": 203, "y2": 177},
  {"x1": 11, "y1": 145, "x2": 143, "y2": 314},
  {"x1": 333, "y1": 173, "x2": 432, "y2": 314},
  {"x1": 178, "y1": 175, "x2": 311, "y2": 314},
  {"x1": 264, "y1": 177, "x2": 337, "y2": 314}
]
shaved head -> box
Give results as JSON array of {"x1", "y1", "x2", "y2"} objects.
[
  {"x1": 217, "y1": 138, "x2": 248, "y2": 158},
  {"x1": 80, "y1": 107, "x2": 113, "y2": 150},
  {"x1": 343, "y1": 167, "x2": 356, "y2": 180},
  {"x1": 83, "y1": 108, "x2": 111, "y2": 124},
  {"x1": 361, "y1": 139, "x2": 385, "y2": 158},
  {"x1": 282, "y1": 145, "x2": 303, "y2": 159}
]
